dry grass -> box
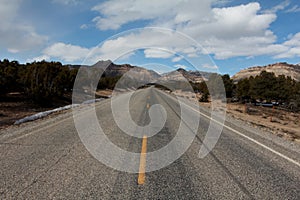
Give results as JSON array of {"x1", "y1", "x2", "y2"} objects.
[{"x1": 200, "y1": 102, "x2": 300, "y2": 142}]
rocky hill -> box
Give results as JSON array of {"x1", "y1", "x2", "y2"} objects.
[
  {"x1": 69, "y1": 60, "x2": 160, "y2": 82},
  {"x1": 232, "y1": 62, "x2": 300, "y2": 82},
  {"x1": 160, "y1": 68, "x2": 212, "y2": 83},
  {"x1": 69, "y1": 61, "x2": 215, "y2": 84}
]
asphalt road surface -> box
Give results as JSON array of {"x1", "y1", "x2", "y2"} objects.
[{"x1": 1, "y1": 87, "x2": 300, "y2": 199}]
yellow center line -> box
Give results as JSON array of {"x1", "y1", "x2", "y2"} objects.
[{"x1": 138, "y1": 135, "x2": 147, "y2": 185}]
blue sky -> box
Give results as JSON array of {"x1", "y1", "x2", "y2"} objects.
[{"x1": 1, "y1": 0, "x2": 300, "y2": 75}]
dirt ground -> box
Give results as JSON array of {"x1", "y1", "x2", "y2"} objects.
[
  {"x1": 0, "y1": 90, "x2": 113, "y2": 129},
  {"x1": 200, "y1": 102, "x2": 300, "y2": 142},
  {"x1": 0, "y1": 94, "x2": 50, "y2": 129},
  {"x1": 1, "y1": 90, "x2": 299, "y2": 143},
  {"x1": 171, "y1": 90, "x2": 299, "y2": 142},
  {"x1": 95, "y1": 89, "x2": 113, "y2": 98}
]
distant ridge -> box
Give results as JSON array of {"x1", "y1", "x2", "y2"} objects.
[
  {"x1": 160, "y1": 68, "x2": 213, "y2": 83},
  {"x1": 67, "y1": 60, "x2": 161, "y2": 83},
  {"x1": 232, "y1": 62, "x2": 300, "y2": 82},
  {"x1": 66, "y1": 61, "x2": 216, "y2": 83}
]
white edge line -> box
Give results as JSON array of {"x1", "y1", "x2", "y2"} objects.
[
  {"x1": 7, "y1": 89, "x2": 300, "y2": 168},
  {"x1": 162, "y1": 90, "x2": 300, "y2": 168},
  {"x1": 189, "y1": 101, "x2": 300, "y2": 168}
]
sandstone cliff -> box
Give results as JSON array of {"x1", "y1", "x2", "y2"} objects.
[{"x1": 232, "y1": 62, "x2": 300, "y2": 82}]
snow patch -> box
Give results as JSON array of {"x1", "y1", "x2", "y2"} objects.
[
  {"x1": 14, "y1": 98, "x2": 105, "y2": 125},
  {"x1": 14, "y1": 104, "x2": 79, "y2": 125}
]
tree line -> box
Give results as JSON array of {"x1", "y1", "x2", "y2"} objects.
[
  {"x1": 1, "y1": 59, "x2": 299, "y2": 106},
  {"x1": 191, "y1": 73, "x2": 233, "y2": 102},
  {"x1": 193, "y1": 71, "x2": 300, "y2": 104},
  {"x1": 235, "y1": 71, "x2": 300, "y2": 103},
  {"x1": 0, "y1": 59, "x2": 78, "y2": 105},
  {"x1": 0, "y1": 59, "x2": 123, "y2": 105}
]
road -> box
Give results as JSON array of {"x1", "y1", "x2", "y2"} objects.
[{"x1": 1, "y1": 87, "x2": 300, "y2": 199}]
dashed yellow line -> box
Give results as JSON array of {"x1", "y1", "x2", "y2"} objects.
[{"x1": 138, "y1": 135, "x2": 147, "y2": 185}]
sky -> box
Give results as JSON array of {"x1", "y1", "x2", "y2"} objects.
[{"x1": 1, "y1": 0, "x2": 300, "y2": 75}]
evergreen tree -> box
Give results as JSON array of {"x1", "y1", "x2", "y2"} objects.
[{"x1": 222, "y1": 74, "x2": 234, "y2": 98}]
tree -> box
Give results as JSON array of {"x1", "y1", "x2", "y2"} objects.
[
  {"x1": 207, "y1": 73, "x2": 226, "y2": 99},
  {"x1": 0, "y1": 59, "x2": 21, "y2": 95},
  {"x1": 249, "y1": 71, "x2": 277, "y2": 101},
  {"x1": 22, "y1": 61, "x2": 75, "y2": 105},
  {"x1": 195, "y1": 81, "x2": 209, "y2": 102},
  {"x1": 236, "y1": 78, "x2": 250, "y2": 100},
  {"x1": 222, "y1": 74, "x2": 234, "y2": 98},
  {"x1": 235, "y1": 71, "x2": 298, "y2": 103},
  {"x1": 197, "y1": 81, "x2": 207, "y2": 93},
  {"x1": 292, "y1": 81, "x2": 300, "y2": 103},
  {"x1": 274, "y1": 75, "x2": 294, "y2": 102},
  {"x1": 199, "y1": 91, "x2": 209, "y2": 102}
]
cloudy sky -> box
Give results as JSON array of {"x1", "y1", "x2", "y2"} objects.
[{"x1": 1, "y1": 0, "x2": 300, "y2": 75}]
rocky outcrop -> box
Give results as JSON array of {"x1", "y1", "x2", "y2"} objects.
[
  {"x1": 232, "y1": 62, "x2": 300, "y2": 82},
  {"x1": 69, "y1": 61, "x2": 213, "y2": 84},
  {"x1": 160, "y1": 68, "x2": 211, "y2": 83},
  {"x1": 69, "y1": 60, "x2": 161, "y2": 82}
]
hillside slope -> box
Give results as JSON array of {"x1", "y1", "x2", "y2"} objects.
[{"x1": 232, "y1": 62, "x2": 300, "y2": 82}]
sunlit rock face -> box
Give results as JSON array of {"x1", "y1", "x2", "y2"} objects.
[{"x1": 232, "y1": 62, "x2": 300, "y2": 82}]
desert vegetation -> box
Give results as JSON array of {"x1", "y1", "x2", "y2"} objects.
[
  {"x1": 0, "y1": 59, "x2": 78, "y2": 105},
  {"x1": 0, "y1": 59, "x2": 124, "y2": 105},
  {"x1": 194, "y1": 71, "x2": 300, "y2": 111}
]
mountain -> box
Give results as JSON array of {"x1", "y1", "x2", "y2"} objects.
[
  {"x1": 91, "y1": 60, "x2": 134, "y2": 77},
  {"x1": 68, "y1": 60, "x2": 160, "y2": 82},
  {"x1": 68, "y1": 61, "x2": 216, "y2": 85},
  {"x1": 232, "y1": 62, "x2": 300, "y2": 82},
  {"x1": 159, "y1": 68, "x2": 212, "y2": 83}
]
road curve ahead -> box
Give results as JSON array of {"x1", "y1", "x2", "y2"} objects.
[{"x1": 1, "y1": 87, "x2": 300, "y2": 199}]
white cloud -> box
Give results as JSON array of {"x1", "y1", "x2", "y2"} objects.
[
  {"x1": 144, "y1": 49, "x2": 174, "y2": 59},
  {"x1": 8, "y1": 48, "x2": 19, "y2": 53},
  {"x1": 275, "y1": 33, "x2": 300, "y2": 58},
  {"x1": 91, "y1": 0, "x2": 181, "y2": 30},
  {"x1": 30, "y1": 0, "x2": 300, "y2": 63},
  {"x1": 172, "y1": 56, "x2": 183, "y2": 62},
  {"x1": 42, "y1": 43, "x2": 90, "y2": 62},
  {"x1": 34, "y1": 30, "x2": 300, "y2": 64},
  {"x1": 263, "y1": 0, "x2": 290, "y2": 14},
  {"x1": 212, "y1": 0, "x2": 232, "y2": 6},
  {"x1": 80, "y1": 24, "x2": 88, "y2": 29},
  {"x1": 282, "y1": 32, "x2": 300, "y2": 46},
  {"x1": 34, "y1": 29, "x2": 202, "y2": 64},
  {"x1": 35, "y1": 42, "x2": 116, "y2": 64},
  {"x1": 90, "y1": 0, "x2": 285, "y2": 60},
  {"x1": 0, "y1": 0, "x2": 20, "y2": 27},
  {"x1": 201, "y1": 30, "x2": 289, "y2": 59},
  {"x1": 0, "y1": 0, "x2": 47, "y2": 53},
  {"x1": 285, "y1": 5, "x2": 300, "y2": 13},
  {"x1": 26, "y1": 55, "x2": 50, "y2": 63},
  {"x1": 88, "y1": 29, "x2": 197, "y2": 62},
  {"x1": 202, "y1": 64, "x2": 218, "y2": 69},
  {"x1": 51, "y1": 0, "x2": 78, "y2": 5}
]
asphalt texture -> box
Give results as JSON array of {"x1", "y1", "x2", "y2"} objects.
[{"x1": 1, "y1": 87, "x2": 300, "y2": 199}]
